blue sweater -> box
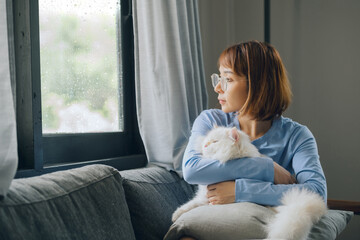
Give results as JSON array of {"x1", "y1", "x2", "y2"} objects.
[{"x1": 182, "y1": 109, "x2": 327, "y2": 206}]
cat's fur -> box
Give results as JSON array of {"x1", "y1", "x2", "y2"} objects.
[{"x1": 172, "y1": 126, "x2": 327, "y2": 240}]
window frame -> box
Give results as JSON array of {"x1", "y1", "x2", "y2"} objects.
[{"x1": 12, "y1": 0, "x2": 146, "y2": 178}]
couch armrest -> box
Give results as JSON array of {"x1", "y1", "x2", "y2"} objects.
[{"x1": 328, "y1": 199, "x2": 360, "y2": 215}]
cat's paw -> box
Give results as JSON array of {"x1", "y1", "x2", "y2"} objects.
[{"x1": 171, "y1": 208, "x2": 186, "y2": 222}]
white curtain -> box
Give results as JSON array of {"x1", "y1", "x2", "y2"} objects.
[
  {"x1": 133, "y1": 0, "x2": 208, "y2": 172},
  {"x1": 0, "y1": 0, "x2": 18, "y2": 198}
]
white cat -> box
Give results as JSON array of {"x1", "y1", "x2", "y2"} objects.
[{"x1": 172, "y1": 126, "x2": 327, "y2": 240}]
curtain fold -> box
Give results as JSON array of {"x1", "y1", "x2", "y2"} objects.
[
  {"x1": 133, "y1": 0, "x2": 207, "y2": 172},
  {"x1": 0, "y1": 0, "x2": 18, "y2": 198}
]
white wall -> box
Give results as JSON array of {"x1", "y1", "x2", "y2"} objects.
[{"x1": 199, "y1": 0, "x2": 360, "y2": 239}]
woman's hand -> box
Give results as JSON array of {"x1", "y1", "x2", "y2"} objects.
[
  {"x1": 273, "y1": 162, "x2": 297, "y2": 184},
  {"x1": 205, "y1": 163, "x2": 295, "y2": 205},
  {"x1": 206, "y1": 181, "x2": 235, "y2": 205}
]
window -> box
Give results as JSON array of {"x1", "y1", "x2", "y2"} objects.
[
  {"x1": 40, "y1": 0, "x2": 124, "y2": 134},
  {"x1": 12, "y1": 0, "x2": 146, "y2": 178}
]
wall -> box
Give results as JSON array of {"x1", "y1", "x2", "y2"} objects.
[
  {"x1": 198, "y1": 0, "x2": 360, "y2": 239},
  {"x1": 271, "y1": 1, "x2": 360, "y2": 239},
  {"x1": 198, "y1": 0, "x2": 264, "y2": 108}
]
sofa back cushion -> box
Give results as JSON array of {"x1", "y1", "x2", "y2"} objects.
[
  {"x1": 121, "y1": 165, "x2": 195, "y2": 240},
  {"x1": 0, "y1": 164, "x2": 136, "y2": 240}
]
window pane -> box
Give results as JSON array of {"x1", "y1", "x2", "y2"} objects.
[{"x1": 39, "y1": 0, "x2": 123, "y2": 133}]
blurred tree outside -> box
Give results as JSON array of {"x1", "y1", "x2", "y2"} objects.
[{"x1": 39, "y1": 0, "x2": 122, "y2": 133}]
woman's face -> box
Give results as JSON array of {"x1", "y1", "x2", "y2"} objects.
[{"x1": 215, "y1": 66, "x2": 248, "y2": 113}]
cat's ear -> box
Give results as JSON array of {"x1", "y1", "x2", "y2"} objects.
[
  {"x1": 229, "y1": 127, "x2": 239, "y2": 143},
  {"x1": 212, "y1": 123, "x2": 218, "y2": 129}
]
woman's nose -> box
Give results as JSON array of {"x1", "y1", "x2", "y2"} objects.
[{"x1": 214, "y1": 82, "x2": 223, "y2": 93}]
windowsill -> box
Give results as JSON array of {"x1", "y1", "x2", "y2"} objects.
[{"x1": 15, "y1": 154, "x2": 147, "y2": 179}]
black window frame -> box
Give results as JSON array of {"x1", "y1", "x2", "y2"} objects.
[{"x1": 11, "y1": 0, "x2": 146, "y2": 178}]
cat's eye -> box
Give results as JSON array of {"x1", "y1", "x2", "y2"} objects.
[{"x1": 204, "y1": 140, "x2": 218, "y2": 148}]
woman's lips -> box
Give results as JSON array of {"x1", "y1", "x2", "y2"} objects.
[{"x1": 218, "y1": 99, "x2": 226, "y2": 105}]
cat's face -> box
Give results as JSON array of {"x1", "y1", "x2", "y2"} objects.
[{"x1": 201, "y1": 127, "x2": 240, "y2": 158}]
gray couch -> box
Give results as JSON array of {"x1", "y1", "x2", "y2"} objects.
[
  {"x1": 0, "y1": 164, "x2": 194, "y2": 240},
  {"x1": 0, "y1": 164, "x2": 353, "y2": 240}
]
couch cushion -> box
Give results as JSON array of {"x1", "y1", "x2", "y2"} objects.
[
  {"x1": 164, "y1": 202, "x2": 353, "y2": 240},
  {"x1": 0, "y1": 164, "x2": 136, "y2": 240},
  {"x1": 308, "y1": 209, "x2": 353, "y2": 240},
  {"x1": 164, "y1": 202, "x2": 271, "y2": 240},
  {"x1": 120, "y1": 164, "x2": 195, "y2": 240}
]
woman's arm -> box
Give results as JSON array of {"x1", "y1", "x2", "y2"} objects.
[
  {"x1": 204, "y1": 162, "x2": 297, "y2": 205},
  {"x1": 232, "y1": 127, "x2": 327, "y2": 206},
  {"x1": 182, "y1": 110, "x2": 275, "y2": 185},
  {"x1": 183, "y1": 152, "x2": 274, "y2": 185}
]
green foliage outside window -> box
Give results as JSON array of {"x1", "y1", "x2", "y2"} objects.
[{"x1": 40, "y1": 10, "x2": 121, "y2": 133}]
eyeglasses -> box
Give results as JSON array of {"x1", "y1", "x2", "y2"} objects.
[{"x1": 211, "y1": 73, "x2": 229, "y2": 92}]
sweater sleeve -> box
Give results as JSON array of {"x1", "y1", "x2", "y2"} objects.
[
  {"x1": 234, "y1": 126, "x2": 327, "y2": 206},
  {"x1": 182, "y1": 111, "x2": 274, "y2": 185}
]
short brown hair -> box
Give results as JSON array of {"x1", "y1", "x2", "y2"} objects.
[{"x1": 218, "y1": 40, "x2": 292, "y2": 121}]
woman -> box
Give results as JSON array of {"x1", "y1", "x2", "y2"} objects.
[{"x1": 180, "y1": 41, "x2": 327, "y2": 239}]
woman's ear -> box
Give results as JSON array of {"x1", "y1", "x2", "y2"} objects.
[{"x1": 229, "y1": 127, "x2": 239, "y2": 142}]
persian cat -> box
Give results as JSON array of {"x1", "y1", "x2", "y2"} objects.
[{"x1": 172, "y1": 126, "x2": 327, "y2": 240}]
